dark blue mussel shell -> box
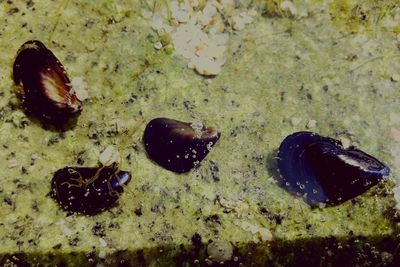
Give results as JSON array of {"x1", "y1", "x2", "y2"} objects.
[
  {"x1": 143, "y1": 118, "x2": 221, "y2": 173},
  {"x1": 51, "y1": 163, "x2": 131, "y2": 215},
  {"x1": 277, "y1": 131, "x2": 390, "y2": 206}
]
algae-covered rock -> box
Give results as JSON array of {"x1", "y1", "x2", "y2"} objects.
[{"x1": 0, "y1": 0, "x2": 399, "y2": 266}]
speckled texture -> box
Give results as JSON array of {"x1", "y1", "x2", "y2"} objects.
[{"x1": 0, "y1": 0, "x2": 399, "y2": 266}]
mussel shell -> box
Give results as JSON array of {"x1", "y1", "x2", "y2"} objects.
[
  {"x1": 51, "y1": 164, "x2": 131, "y2": 215},
  {"x1": 13, "y1": 40, "x2": 81, "y2": 125},
  {"x1": 277, "y1": 131, "x2": 390, "y2": 205},
  {"x1": 143, "y1": 118, "x2": 221, "y2": 173}
]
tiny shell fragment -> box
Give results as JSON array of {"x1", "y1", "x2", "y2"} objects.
[
  {"x1": 71, "y1": 77, "x2": 89, "y2": 101},
  {"x1": 99, "y1": 145, "x2": 120, "y2": 166}
]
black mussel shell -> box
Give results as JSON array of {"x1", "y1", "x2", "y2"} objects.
[
  {"x1": 143, "y1": 118, "x2": 221, "y2": 173},
  {"x1": 13, "y1": 40, "x2": 82, "y2": 125},
  {"x1": 277, "y1": 131, "x2": 390, "y2": 206},
  {"x1": 51, "y1": 164, "x2": 131, "y2": 215}
]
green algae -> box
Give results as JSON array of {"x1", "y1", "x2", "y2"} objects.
[{"x1": 0, "y1": 0, "x2": 399, "y2": 266}]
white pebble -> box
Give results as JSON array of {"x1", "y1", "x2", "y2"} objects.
[
  {"x1": 280, "y1": 1, "x2": 298, "y2": 15},
  {"x1": 99, "y1": 237, "x2": 107, "y2": 247},
  {"x1": 340, "y1": 137, "x2": 351, "y2": 149},
  {"x1": 173, "y1": 9, "x2": 190, "y2": 23},
  {"x1": 258, "y1": 227, "x2": 273, "y2": 242},
  {"x1": 71, "y1": 77, "x2": 89, "y2": 101},
  {"x1": 306, "y1": 119, "x2": 317, "y2": 129},
  {"x1": 207, "y1": 240, "x2": 233, "y2": 262},
  {"x1": 154, "y1": 41, "x2": 163, "y2": 50},
  {"x1": 202, "y1": 3, "x2": 217, "y2": 17},
  {"x1": 99, "y1": 145, "x2": 120, "y2": 166},
  {"x1": 151, "y1": 15, "x2": 164, "y2": 31},
  {"x1": 232, "y1": 16, "x2": 246, "y2": 31},
  {"x1": 291, "y1": 117, "x2": 302, "y2": 126},
  {"x1": 8, "y1": 159, "x2": 18, "y2": 168},
  {"x1": 141, "y1": 10, "x2": 152, "y2": 19},
  {"x1": 189, "y1": 56, "x2": 221, "y2": 76},
  {"x1": 98, "y1": 250, "x2": 106, "y2": 259}
]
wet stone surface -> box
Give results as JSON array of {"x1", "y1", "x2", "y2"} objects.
[{"x1": 0, "y1": 0, "x2": 399, "y2": 266}]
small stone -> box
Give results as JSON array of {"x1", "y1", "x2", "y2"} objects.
[
  {"x1": 8, "y1": 159, "x2": 18, "y2": 168},
  {"x1": 240, "y1": 12, "x2": 253, "y2": 24},
  {"x1": 71, "y1": 77, "x2": 89, "y2": 101},
  {"x1": 141, "y1": 10, "x2": 152, "y2": 19},
  {"x1": 189, "y1": 56, "x2": 221, "y2": 76},
  {"x1": 202, "y1": 3, "x2": 217, "y2": 17},
  {"x1": 99, "y1": 145, "x2": 120, "y2": 166},
  {"x1": 291, "y1": 117, "x2": 302, "y2": 126},
  {"x1": 99, "y1": 237, "x2": 107, "y2": 247},
  {"x1": 115, "y1": 118, "x2": 128, "y2": 133},
  {"x1": 207, "y1": 240, "x2": 233, "y2": 262},
  {"x1": 232, "y1": 16, "x2": 245, "y2": 31},
  {"x1": 391, "y1": 73, "x2": 400, "y2": 82},
  {"x1": 154, "y1": 41, "x2": 163, "y2": 50},
  {"x1": 306, "y1": 119, "x2": 317, "y2": 129},
  {"x1": 173, "y1": 9, "x2": 190, "y2": 23},
  {"x1": 280, "y1": 1, "x2": 298, "y2": 15},
  {"x1": 258, "y1": 227, "x2": 273, "y2": 242},
  {"x1": 98, "y1": 250, "x2": 106, "y2": 259},
  {"x1": 390, "y1": 128, "x2": 400, "y2": 142},
  {"x1": 340, "y1": 137, "x2": 351, "y2": 149},
  {"x1": 151, "y1": 15, "x2": 164, "y2": 31}
]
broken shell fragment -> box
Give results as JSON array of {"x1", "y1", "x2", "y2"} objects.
[
  {"x1": 51, "y1": 163, "x2": 131, "y2": 215},
  {"x1": 143, "y1": 118, "x2": 221, "y2": 173},
  {"x1": 277, "y1": 131, "x2": 390, "y2": 206},
  {"x1": 13, "y1": 40, "x2": 82, "y2": 125},
  {"x1": 99, "y1": 145, "x2": 120, "y2": 166}
]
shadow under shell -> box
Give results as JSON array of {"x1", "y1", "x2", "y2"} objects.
[{"x1": 277, "y1": 131, "x2": 390, "y2": 206}]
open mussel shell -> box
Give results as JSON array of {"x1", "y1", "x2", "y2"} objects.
[
  {"x1": 51, "y1": 163, "x2": 131, "y2": 215},
  {"x1": 277, "y1": 131, "x2": 390, "y2": 206},
  {"x1": 13, "y1": 40, "x2": 82, "y2": 126},
  {"x1": 143, "y1": 118, "x2": 221, "y2": 173}
]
